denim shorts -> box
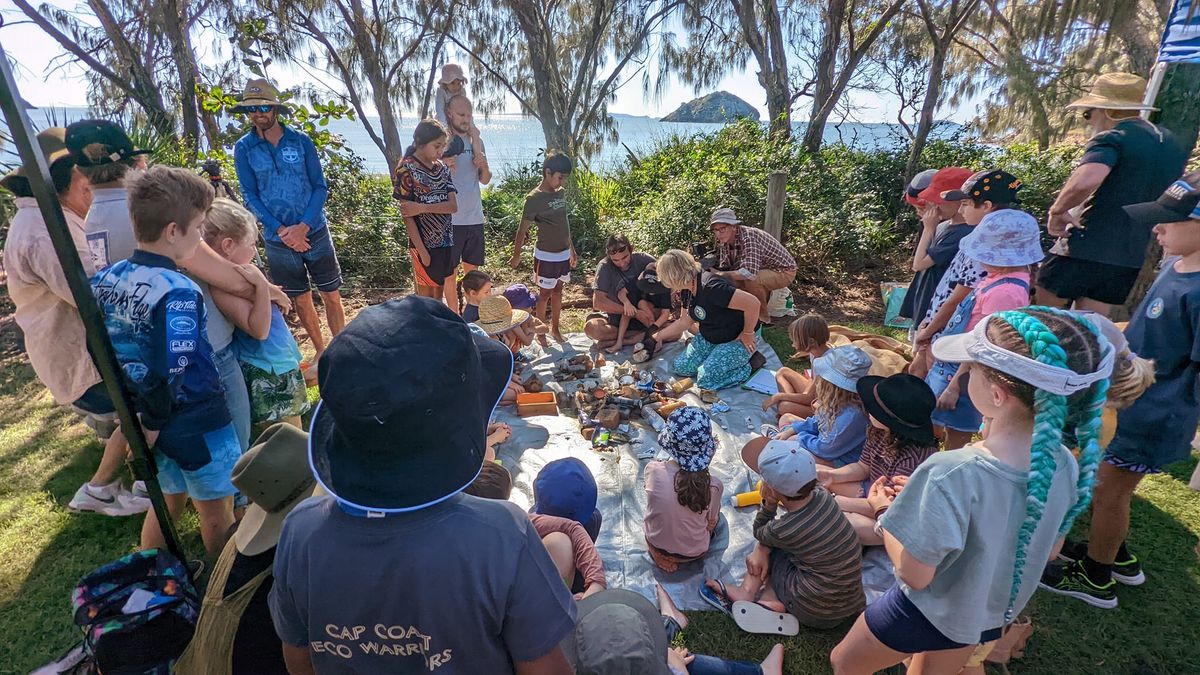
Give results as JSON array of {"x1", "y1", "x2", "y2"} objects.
[
  {"x1": 264, "y1": 226, "x2": 343, "y2": 296},
  {"x1": 925, "y1": 359, "x2": 982, "y2": 433},
  {"x1": 865, "y1": 584, "x2": 1002, "y2": 654},
  {"x1": 154, "y1": 422, "x2": 241, "y2": 501}
]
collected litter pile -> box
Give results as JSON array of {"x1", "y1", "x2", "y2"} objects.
[{"x1": 516, "y1": 351, "x2": 743, "y2": 459}]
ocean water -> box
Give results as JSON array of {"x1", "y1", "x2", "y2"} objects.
[{"x1": 6, "y1": 106, "x2": 950, "y2": 176}]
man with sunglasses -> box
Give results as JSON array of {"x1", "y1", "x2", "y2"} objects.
[
  {"x1": 710, "y1": 206, "x2": 796, "y2": 325},
  {"x1": 584, "y1": 234, "x2": 658, "y2": 349},
  {"x1": 233, "y1": 78, "x2": 345, "y2": 382},
  {"x1": 1037, "y1": 72, "x2": 1186, "y2": 314}
]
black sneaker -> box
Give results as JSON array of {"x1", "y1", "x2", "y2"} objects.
[
  {"x1": 1039, "y1": 560, "x2": 1118, "y2": 609},
  {"x1": 1057, "y1": 540, "x2": 1145, "y2": 586}
]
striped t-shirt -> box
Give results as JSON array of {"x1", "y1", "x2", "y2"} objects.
[
  {"x1": 753, "y1": 487, "x2": 864, "y2": 625},
  {"x1": 859, "y1": 426, "x2": 938, "y2": 485}
]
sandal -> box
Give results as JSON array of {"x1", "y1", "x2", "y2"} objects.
[
  {"x1": 699, "y1": 580, "x2": 733, "y2": 615},
  {"x1": 731, "y1": 601, "x2": 800, "y2": 636}
]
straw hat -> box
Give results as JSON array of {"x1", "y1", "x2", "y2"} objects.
[
  {"x1": 232, "y1": 78, "x2": 286, "y2": 112},
  {"x1": 475, "y1": 295, "x2": 530, "y2": 335},
  {"x1": 1065, "y1": 73, "x2": 1156, "y2": 111}
]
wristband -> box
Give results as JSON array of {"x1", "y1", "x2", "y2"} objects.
[{"x1": 874, "y1": 504, "x2": 890, "y2": 519}]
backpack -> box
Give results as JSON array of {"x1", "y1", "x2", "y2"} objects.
[{"x1": 71, "y1": 548, "x2": 200, "y2": 675}]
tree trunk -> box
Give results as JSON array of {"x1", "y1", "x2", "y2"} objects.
[
  {"x1": 158, "y1": 0, "x2": 201, "y2": 159},
  {"x1": 1123, "y1": 62, "x2": 1200, "y2": 314},
  {"x1": 802, "y1": 0, "x2": 904, "y2": 154},
  {"x1": 508, "y1": 1, "x2": 574, "y2": 153},
  {"x1": 804, "y1": 0, "x2": 845, "y2": 152},
  {"x1": 904, "y1": 43, "x2": 948, "y2": 182}
]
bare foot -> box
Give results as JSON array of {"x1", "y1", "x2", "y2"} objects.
[
  {"x1": 486, "y1": 423, "x2": 511, "y2": 447},
  {"x1": 302, "y1": 360, "x2": 319, "y2": 386},
  {"x1": 537, "y1": 334, "x2": 549, "y2": 348},
  {"x1": 604, "y1": 343, "x2": 620, "y2": 354},
  {"x1": 656, "y1": 583, "x2": 689, "y2": 631},
  {"x1": 760, "y1": 644, "x2": 785, "y2": 675},
  {"x1": 551, "y1": 331, "x2": 566, "y2": 344}
]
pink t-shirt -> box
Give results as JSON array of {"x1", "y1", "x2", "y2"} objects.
[
  {"x1": 643, "y1": 460, "x2": 724, "y2": 558},
  {"x1": 968, "y1": 270, "x2": 1031, "y2": 329}
]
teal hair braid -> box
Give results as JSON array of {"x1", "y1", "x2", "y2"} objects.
[
  {"x1": 1035, "y1": 307, "x2": 1111, "y2": 536},
  {"x1": 996, "y1": 310, "x2": 1070, "y2": 623}
]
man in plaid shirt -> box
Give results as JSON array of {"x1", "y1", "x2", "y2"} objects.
[{"x1": 711, "y1": 207, "x2": 796, "y2": 323}]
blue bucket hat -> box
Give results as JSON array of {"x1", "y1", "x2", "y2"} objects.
[
  {"x1": 532, "y1": 457, "x2": 598, "y2": 524},
  {"x1": 959, "y1": 209, "x2": 1043, "y2": 267},
  {"x1": 657, "y1": 406, "x2": 716, "y2": 472},
  {"x1": 812, "y1": 345, "x2": 872, "y2": 392}
]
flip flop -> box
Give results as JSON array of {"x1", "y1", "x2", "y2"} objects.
[
  {"x1": 699, "y1": 580, "x2": 733, "y2": 615},
  {"x1": 731, "y1": 601, "x2": 800, "y2": 636}
]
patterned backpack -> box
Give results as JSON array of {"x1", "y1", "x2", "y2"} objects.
[{"x1": 71, "y1": 548, "x2": 200, "y2": 674}]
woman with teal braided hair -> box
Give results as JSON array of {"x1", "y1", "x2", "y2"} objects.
[{"x1": 830, "y1": 307, "x2": 1114, "y2": 675}]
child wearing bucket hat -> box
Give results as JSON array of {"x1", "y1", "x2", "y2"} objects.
[
  {"x1": 922, "y1": 209, "x2": 1041, "y2": 449},
  {"x1": 774, "y1": 345, "x2": 872, "y2": 467},
  {"x1": 831, "y1": 307, "x2": 1114, "y2": 673},
  {"x1": 819, "y1": 373, "x2": 940, "y2": 545},
  {"x1": 268, "y1": 297, "x2": 576, "y2": 674},
  {"x1": 704, "y1": 437, "x2": 863, "y2": 634},
  {"x1": 644, "y1": 406, "x2": 724, "y2": 572},
  {"x1": 175, "y1": 423, "x2": 315, "y2": 675}
]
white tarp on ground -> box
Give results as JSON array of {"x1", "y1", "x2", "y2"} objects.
[{"x1": 492, "y1": 333, "x2": 895, "y2": 611}]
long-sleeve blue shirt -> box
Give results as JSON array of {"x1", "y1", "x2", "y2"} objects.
[
  {"x1": 789, "y1": 406, "x2": 869, "y2": 466},
  {"x1": 233, "y1": 124, "x2": 328, "y2": 242},
  {"x1": 91, "y1": 250, "x2": 231, "y2": 470}
]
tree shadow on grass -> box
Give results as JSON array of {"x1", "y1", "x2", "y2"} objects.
[{"x1": 1016, "y1": 471, "x2": 1200, "y2": 675}]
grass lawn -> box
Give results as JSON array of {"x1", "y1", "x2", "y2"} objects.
[{"x1": 0, "y1": 315, "x2": 1197, "y2": 674}]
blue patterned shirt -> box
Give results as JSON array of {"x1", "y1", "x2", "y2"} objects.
[
  {"x1": 234, "y1": 124, "x2": 328, "y2": 242},
  {"x1": 90, "y1": 250, "x2": 230, "y2": 469}
]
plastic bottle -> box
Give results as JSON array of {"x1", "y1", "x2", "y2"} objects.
[
  {"x1": 730, "y1": 481, "x2": 764, "y2": 507},
  {"x1": 641, "y1": 406, "x2": 667, "y2": 433}
]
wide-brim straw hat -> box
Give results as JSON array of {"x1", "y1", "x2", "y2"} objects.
[
  {"x1": 1066, "y1": 72, "x2": 1156, "y2": 111},
  {"x1": 476, "y1": 295, "x2": 530, "y2": 335},
  {"x1": 232, "y1": 78, "x2": 287, "y2": 112}
]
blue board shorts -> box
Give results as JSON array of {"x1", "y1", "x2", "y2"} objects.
[
  {"x1": 154, "y1": 422, "x2": 241, "y2": 501},
  {"x1": 264, "y1": 226, "x2": 343, "y2": 296},
  {"x1": 865, "y1": 584, "x2": 1002, "y2": 654}
]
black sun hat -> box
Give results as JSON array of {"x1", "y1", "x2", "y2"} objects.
[
  {"x1": 942, "y1": 169, "x2": 1021, "y2": 204},
  {"x1": 308, "y1": 296, "x2": 513, "y2": 513},
  {"x1": 856, "y1": 374, "x2": 937, "y2": 446}
]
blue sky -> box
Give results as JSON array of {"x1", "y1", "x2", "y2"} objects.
[{"x1": 0, "y1": 1, "x2": 983, "y2": 124}]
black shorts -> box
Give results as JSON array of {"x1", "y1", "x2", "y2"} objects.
[
  {"x1": 451, "y1": 223, "x2": 486, "y2": 268},
  {"x1": 411, "y1": 246, "x2": 456, "y2": 287},
  {"x1": 865, "y1": 584, "x2": 1002, "y2": 653},
  {"x1": 605, "y1": 313, "x2": 649, "y2": 333},
  {"x1": 263, "y1": 226, "x2": 343, "y2": 297},
  {"x1": 72, "y1": 382, "x2": 115, "y2": 415},
  {"x1": 1037, "y1": 254, "x2": 1141, "y2": 306}
]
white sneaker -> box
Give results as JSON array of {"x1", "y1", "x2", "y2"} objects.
[
  {"x1": 132, "y1": 480, "x2": 149, "y2": 499},
  {"x1": 68, "y1": 481, "x2": 151, "y2": 516}
]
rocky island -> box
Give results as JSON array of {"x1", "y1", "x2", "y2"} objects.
[{"x1": 662, "y1": 91, "x2": 760, "y2": 123}]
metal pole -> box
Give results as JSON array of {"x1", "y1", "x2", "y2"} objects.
[
  {"x1": 0, "y1": 44, "x2": 191, "y2": 570},
  {"x1": 1141, "y1": 61, "x2": 1169, "y2": 119}
]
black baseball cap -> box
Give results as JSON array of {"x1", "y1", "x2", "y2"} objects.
[
  {"x1": 1123, "y1": 175, "x2": 1200, "y2": 225},
  {"x1": 942, "y1": 169, "x2": 1022, "y2": 204},
  {"x1": 65, "y1": 120, "x2": 151, "y2": 167},
  {"x1": 308, "y1": 296, "x2": 513, "y2": 512}
]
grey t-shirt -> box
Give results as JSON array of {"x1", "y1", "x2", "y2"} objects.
[
  {"x1": 450, "y1": 136, "x2": 486, "y2": 226},
  {"x1": 594, "y1": 252, "x2": 655, "y2": 300},
  {"x1": 85, "y1": 187, "x2": 136, "y2": 272},
  {"x1": 270, "y1": 493, "x2": 576, "y2": 673},
  {"x1": 879, "y1": 444, "x2": 1078, "y2": 645},
  {"x1": 193, "y1": 279, "x2": 235, "y2": 352}
]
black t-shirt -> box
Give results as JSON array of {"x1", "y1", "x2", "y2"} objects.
[
  {"x1": 685, "y1": 271, "x2": 743, "y2": 345},
  {"x1": 1069, "y1": 119, "x2": 1187, "y2": 269},
  {"x1": 900, "y1": 222, "x2": 971, "y2": 321},
  {"x1": 226, "y1": 548, "x2": 288, "y2": 675},
  {"x1": 594, "y1": 252, "x2": 655, "y2": 300}
]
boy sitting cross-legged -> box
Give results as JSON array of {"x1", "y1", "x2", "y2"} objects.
[{"x1": 91, "y1": 166, "x2": 242, "y2": 557}]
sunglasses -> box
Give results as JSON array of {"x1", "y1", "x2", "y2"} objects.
[{"x1": 245, "y1": 105, "x2": 275, "y2": 114}]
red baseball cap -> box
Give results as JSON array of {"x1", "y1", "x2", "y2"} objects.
[{"x1": 917, "y1": 167, "x2": 974, "y2": 205}]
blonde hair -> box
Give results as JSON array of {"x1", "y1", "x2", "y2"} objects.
[
  {"x1": 656, "y1": 249, "x2": 700, "y2": 290},
  {"x1": 788, "y1": 313, "x2": 830, "y2": 356},
  {"x1": 813, "y1": 377, "x2": 861, "y2": 435},
  {"x1": 1105, "y1": 351, "x2": 1155, "y2": 411},
  {"x1": 202, "y1": 198, "x2": 258, "y2": 249}
]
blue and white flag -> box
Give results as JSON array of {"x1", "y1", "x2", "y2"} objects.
[{"x1": 1159, "y1": 0, "x2": 1200, "y2": 63}]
